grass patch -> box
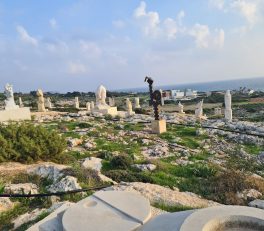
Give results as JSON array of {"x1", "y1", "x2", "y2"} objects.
[{"x1": 152, "y1": 202, "x2": 196, "y2": 212}]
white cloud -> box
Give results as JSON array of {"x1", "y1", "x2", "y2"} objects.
[
  {"x1": 16, "y1": 26, "x2": 38, "y2": 46},
  {"x1": 231, "y1": 0, "x2": 257, "y2": 25},
  {"x1": 164, "y1": 18, "x2": 178, "y2": 40},
  {"x1": 189, "y1": 24, "x2": 225, "y2": 48},
  {"x1": 177, "y1": 10, "x2": 185, "y2": 26},
  {"x1": 49, "y1": 18, "x2": 57, "y2": 29},
  {"x1": 68, "y1": 61, "x2": 87, "y2": 75},
  {"x1": 133, "y1": 1, "x2": 160, "y2": 37},
  {"x1": 112, "y1": 20, "x2": 125, "y2": 29},
  {"x1": 209, "y1": 0, "x2": 225, "y2": 10},
  {"x1": 79, "y1": 40, "x2": 102, "y2": 58}
]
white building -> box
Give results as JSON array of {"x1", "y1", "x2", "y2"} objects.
[
  {"x1": 171, "y1": 90, "x2": 185, "y2": 99},
  {"x1": 185, "y1": 89, "x2": 198, "y2": 98}
]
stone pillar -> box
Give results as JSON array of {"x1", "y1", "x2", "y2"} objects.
[
  {"x1": 75, "y1": 97, "x2": 79, "y2": 109},
  {"x1": 90, "y1": 101, "x2": 95, "y2": 111},
  {"x1": 134, "y1": 97, "x2": 141, "y2": 109},
  {"x1": 195, "y1": 100, "x2": 203, "y2": 119},
  {"x1": 86, "y1": 102, "x2": 91, "y2": 111},
  {"x1": 45, "y1": 97, "x2": 52, "y2": 109},
  {"x1": 126, "y1": 98, "x2": 134, "y2": 116},
  {"x1": 225, "y1": 90, "x2": 232, "y2": 122},
  {"x1": 37, "y1": 89, "x2": 46, "y2": 112},
  {"x1": 178, "y1": 102, "x2": 184, "y2": 114},
  {"x1": 19, "y1": 97, "x2": 23, "y2": 108}
]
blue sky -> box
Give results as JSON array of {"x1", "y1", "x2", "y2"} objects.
[{"x1": 0, "y1": 0, "x2": 264, "y2": 92}]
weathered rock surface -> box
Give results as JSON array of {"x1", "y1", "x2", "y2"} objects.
[
  {"x1": 132, "y1": 164, "x2": 157, "y2": 171},
  {"x1": 105, "y1": 182, "x2": 219, "y2": 208},
  {"x1": 48, "y1": 176, "x2": 81, "y2": 193},
  {"x1": 81, "y1": 157, "x2": 102, "y2": 172},
  {"x1": 0, "y1": 197, "x2": 14, "y2": 212},
  {"x1": 4, "y1": 183, "x2": 39, "y2": 194},
  {"x1": 27, "y1": 163, "x2": 68, "y2": 182}
]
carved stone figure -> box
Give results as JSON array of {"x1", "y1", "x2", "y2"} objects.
[
  {"x1": 134, "y1": 97, "x2": 141, "y2": 109},
  {"x1": 86, "y1": 102, "x2": 91, "y2": 111},
  {"x1": 195, "y1": 100, "x2": 203, "y2": 118},
  {"x1": 225, "y1": 90, "x2": 232, "y2": 122},
  {"x1": 36, "y1": 89, "x2": 46, "y2": 112},
  {"x1": 4, "y1": 83, "x2": 19, "y2": 110},
  {"x1": 19, "y1": 97, "x2": 23, "y2": 108},
  {"x1": 96, "y1": 85, "x2": 108, "y2": 107},
  {"x1": 178, "y1": 102, "x2": 184, "y2": 114},
  {"x1": 45, "y1": 97, "x2": 52, "y2": 109},
  {"x1": 75, "y1": 97, "x2": 79, "y2": 109}
]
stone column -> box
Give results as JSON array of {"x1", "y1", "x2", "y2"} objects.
[
  {"x1": 86, "y1": 102, "x2": 91, "y2": 111},
  {"x1": 225, "y1": 90, "x2": 232, "y2": 122},
  {"x1": 134, "y1": 97, "x2": 141, "y2": 109},
  {"x1": 178, "y1": 102, "x2": 184, "y2": 114},
  {"x1": 75, "y1": 97, "x2": 79, "y2": 109},
  {"x1": 19, "y1": 97, "x2": 23, "y2": 108},
  {"x1": 90, "y1": 101, "x2": 95, "y2": 111}
]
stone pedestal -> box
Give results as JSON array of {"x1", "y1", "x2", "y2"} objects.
[
  {"x1": 225, "y1": 109, "x2": 232, "y2": 122},
  {"x1": 151, "y1": 119, "x2": 167, "y2": 134},
  {"x1": 0, "y1": 107, "x2": 31, "y2": 122},
  {"x1": 93, "y1": 106, "x2": 118, "y2": 117}
]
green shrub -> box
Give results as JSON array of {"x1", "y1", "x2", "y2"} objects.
[
  {"x1": 110, "y1": 155, "x2": 133, "y2": 169},
  {"x1": 0, "y1": 123, "x2": 67, "y2": 163},
  {"x1": 104, "y1": 170, "x2": 153, "y2": 183},
  {"x1": 77, "y1": 122, "x2": 92, "y2": 129}
]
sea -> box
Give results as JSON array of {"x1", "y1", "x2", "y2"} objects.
[{"x1": 120, "y1": 77, "x2": 264, "y2": 93}]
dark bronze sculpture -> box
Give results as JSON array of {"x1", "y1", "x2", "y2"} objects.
[{"x1": 144, "y1": 76, "x2": 162, "y2": 121}]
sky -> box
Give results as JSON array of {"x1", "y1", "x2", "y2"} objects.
[{"x1": 0, "y1": 0, "x2": 264, "y2": 92}]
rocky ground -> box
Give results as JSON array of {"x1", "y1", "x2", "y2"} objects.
[{"x1": 0, "y1": 111, "x2": 264, "y2": 230}]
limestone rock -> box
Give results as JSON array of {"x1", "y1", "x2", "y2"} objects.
[
  {"x1": 67, "y1": 138, "x2": 83, "y2": 147},
  {"x1": 105, "y1": 182, "x2": 219, "y2": 208},
  {"x1": 48, "y1": 176, "x2": 81, "y2": 193},
  {"x1": 81, "y1": 157, "x2": 102, "y2": 172},
  {"x1": 4, "y1": 183, "x2": 38, "y2": 194},
  {"x1": 27, "y1": 163, "x2": 68, "y2": 182},
  {"x1": 237, "y1": 189, "x2": 263, "y2": 201},
  {"x1": 0, "y1": 197, "x2": 13, "y2": 212},
  {"x1": 132, "y1": 164, "x2": 157, "y2": 171}
]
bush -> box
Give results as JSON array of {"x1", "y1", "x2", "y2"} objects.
[
  {"x1": 104, "y1": 170, "x2": 153, "y2": 183},
  {"x1": 0, "y1": 123, "x2": 67, "y2": 163},
  {"x1": 110, "y1": 155, "x2": 133, "y2": 169}
]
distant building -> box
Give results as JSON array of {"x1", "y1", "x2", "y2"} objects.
[
  {"x1": 162, "y1": 91, "x2": 171, "y2": 100},
  {"x1": 171, "y1": 90, "x2": 185, "y2": 99},
  {"x1": 185, "y1": 89, "x2": 198, "y2": 98}
]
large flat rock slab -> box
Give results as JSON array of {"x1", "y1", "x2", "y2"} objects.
[{"x1": 62, "y1": 191, "x2": 151, "y2": 231}]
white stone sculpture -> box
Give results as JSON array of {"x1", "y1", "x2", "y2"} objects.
[
  {"x1": 178, "y1": 102, "x2": 184, "y2": 114},
  {"x1": 45, "y1": 97, "x2": 52, "y2": 109},
  {"x1": 19, "y1": 97, "x2": 23, "y2": 108},
  {"x1": 96, "y1": 85, "x2": 108, "y2": 108},
  {"x1": 109, "y1": 97, "x2": 115, "y2": 107},
  {"x1": 90, "y1": 101, "x2": 95, "y2": 111},
  {"x1": 93, "y1": 85, "x2": 118, "y2": 116},
  {"x1": 225, "y1": 90, "x2": 232, "y2": 122},
  {"x1": 86, "y1": 102, "x2": 91, "y2": 111},
  {"x1": 195, "y1": 100, "x2": 203, "y2": 119},
  {"x1": 4, "y1": 83, "x2": 19, "y2": 110},
  {"x1": 75, "y1": 97, "x2": 79, "y2": 109},
  {"x1": 134, "y1": 97, "x2": 141, "y2": 109},
  {"x1": 37, "y1": 89, "x2": 46, "y2": 112}
]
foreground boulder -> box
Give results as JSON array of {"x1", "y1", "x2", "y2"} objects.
[{"x1": 0, "y1": 198, "x2": 13, "y2": 212}]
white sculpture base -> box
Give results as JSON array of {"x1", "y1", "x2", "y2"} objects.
[
  {"x1": 92, "y1": 106, "x2": 118, "y2": 117},
  {"x1": 151, "y1": 119, "x2": 167, "y2": 134},
  {"x1": 225, "y1": 109, "x2": 232, "y2": 122},
  {"x1": 0, "y1": 107, "x2": 31, "y2": 122}
]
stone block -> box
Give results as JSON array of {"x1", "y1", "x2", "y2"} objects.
[
  {"x1": 0, "y1": 107, "x2": 31, "y2": 122},
  {"x1": 151, "y1": 119, "x2": 167, "y2": 134}
]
